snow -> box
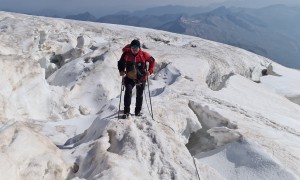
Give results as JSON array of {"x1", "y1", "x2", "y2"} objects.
[
  {"x1": 197, "y1": 140, "x2": 296, "y2": 180},
  {"x1": 0, "y1": 121, "x2": 68, "y2": 179},
  {"x1": 0, "y1": 11, "x2": 300, "y2": 180},
  {"x1": 260, "y1": 63, "x2": 300, "y2": 101}
]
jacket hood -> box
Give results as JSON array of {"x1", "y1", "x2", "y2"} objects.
[{"x1": 122, "y1": 44, "x2": 131, "y2": 53}]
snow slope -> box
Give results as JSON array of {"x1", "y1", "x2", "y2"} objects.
[{"x1": 0, "y1": 11, "x2": 300, "y2": 180}]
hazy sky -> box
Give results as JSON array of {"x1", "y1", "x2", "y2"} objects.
[{"x1": 1, "y1": 0, "x2": 300, "y2": 16}]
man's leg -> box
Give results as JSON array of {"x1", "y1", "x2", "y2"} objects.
[
  {"x1": 135, "y1": 81, "x2": 145, "y2": 116},
  {"x1": 124, "y1": 78, "x2": 135, "y2": 114}
]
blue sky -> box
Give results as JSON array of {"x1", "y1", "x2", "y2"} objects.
[{"x1": 1, "y1": 0, "x2": 300, "y2": 17}]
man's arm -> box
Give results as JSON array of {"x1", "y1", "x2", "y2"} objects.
[
  {"x1": 118, "y1": 53, "x2": 126, "y2": 76},
  {"x1": 147, "y1": 56, "x2": 156, "y2": 75}
]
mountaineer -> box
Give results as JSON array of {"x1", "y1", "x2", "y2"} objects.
[{"x1": 118, "y1": 39, "x2": 156, "y2": 118}]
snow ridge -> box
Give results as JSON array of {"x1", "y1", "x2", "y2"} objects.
[{"x1": 0, "y1": 11, "x2": 300, "y2": 180}]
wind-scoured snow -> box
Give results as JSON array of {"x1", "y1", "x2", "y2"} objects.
[{"x1": 0, "y1": 11, "x2": 300, "y2": 180}]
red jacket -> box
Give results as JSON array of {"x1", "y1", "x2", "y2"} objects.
[{"x1": 118, "y1": 44, "x2": 156, "y2": 81}]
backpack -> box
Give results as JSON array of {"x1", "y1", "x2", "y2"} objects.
[{"x1": 126, "y1": 52, "x2": 147, "y2": 81}]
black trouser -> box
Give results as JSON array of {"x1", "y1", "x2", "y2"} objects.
[{"x1": 123, "y1": 77, "x2": 145, "y2": 114}]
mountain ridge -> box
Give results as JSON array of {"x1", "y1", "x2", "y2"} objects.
[{"x1": 62, "y1": 4, "x2": 300, "y2": 69}]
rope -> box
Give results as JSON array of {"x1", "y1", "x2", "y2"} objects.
[
  {"x1": 143, "y1": 80, "x2": 176, "y2": 133},
  {"x1": 144, "y1": 88, "x2": 198, "y2": 180},
  {"x1": 144, "y1": 77, "x2": 199, "y2": 180},
  {"x1": 145, "y1": 62, "x2": 154, "y2": 118},
  {"x1": 193, "y1": 156, "x2": 201, "y2": 180},
  {"x1": 153, "y1": 118, "x2": 176, "y2": 134},
  {"x1": 144, "y1": 86, "x2": 152, "y2": 118}
]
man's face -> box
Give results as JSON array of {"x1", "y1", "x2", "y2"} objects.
[{"x1": 131, "y1": 46, "x2": 140, "y2": 55}]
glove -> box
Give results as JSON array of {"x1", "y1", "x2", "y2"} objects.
[
  {"x1": 145, "y1": 71, "x2": 150, "y2": 76},
  {"x1": 120, "y1": 71, "x2": 126, "y2": 77}
]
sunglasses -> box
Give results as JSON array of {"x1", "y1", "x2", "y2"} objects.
[{"x1": 131, "y1": 46, "x2": 140, "y2": 49}]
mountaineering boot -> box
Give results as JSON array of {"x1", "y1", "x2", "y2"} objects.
[
  {"x1": 135, "y1": 106, "x2": 142, "y2": 117},
  {"x1": 122, "y1": 113, "x2": 130, "y2": 119},
  {"x1": 135, "y1": 111, "x2": 142, "y2": 117},
  {"x1": 122, "y1": 106, "x2": 130, "y2": 119}
]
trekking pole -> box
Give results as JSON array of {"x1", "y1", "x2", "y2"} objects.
[
  {"x1": 146, "y1": 63, "x2": 154, "y2": 119},
  {"x1": 146, "y1": 76, "x2": 154, "y2": 119},
  {"x1": 118, "y1": 78, "x2": 124, "y2": 120}
]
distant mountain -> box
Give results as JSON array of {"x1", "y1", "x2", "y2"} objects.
[
  {"x1": 247, "y1": 5, "x2": 300, "y2": 40},
  {"x1": 98, "y1": 14, "x2": 181, "y2": 28},
  {"x1": 65, "y1": 5, "x2": 300, "y2": 69},
  {"x1": 30, "y1": 9, "x2": 71, "y2": 18},
  {"x1": 131, "y1": 5, "x2": 213, "y2": 16},
  {"x1": 96, "y1": 5, "x2": 212, "y2": 28},
  {"x1": 65, "y1": 12, "x2": 97, "y2": 22},
  {"x1": 159, "y1": 5, "x2": 300, "y2": 69}
]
